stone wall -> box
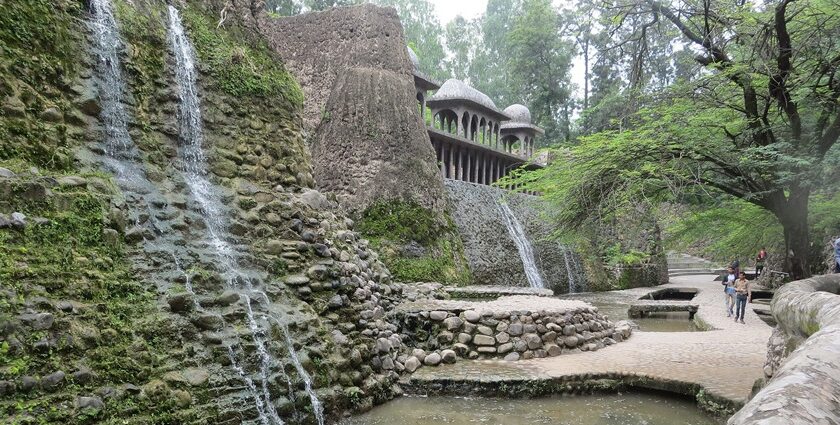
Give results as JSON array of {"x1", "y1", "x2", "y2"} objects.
[
  {"x1": 729, "y1": 274, "x2": 840, "y2": 424},
  {"x1": 444, "y1": 179, "x2": 585, "y2": 292},
  {"x1": 395, "y1": 297, "x2": 631, "y2": 367}
]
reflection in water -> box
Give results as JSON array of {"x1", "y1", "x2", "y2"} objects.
[{"x1": 342, "y1": 394, "x2": 721, "y2": 425}]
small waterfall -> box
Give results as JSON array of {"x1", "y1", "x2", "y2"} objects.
[
  {"x1": 88, "y1": 0, "x2": 145, "y2": 185},
  {"x1": 497, "y1": 201, "x2": 545, "y2": 289},
  {"x1": 167, "y1": 6, "x2": 322, "y2": 424},
  {"x1": 562, "y1": 248, "x2": 578, "y2": 293},
  {"x1": 277, "y1": 320, "x2": 325, "y2": 424}
]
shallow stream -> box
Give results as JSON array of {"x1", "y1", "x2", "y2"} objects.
[{"x1": 341, "y1": 393, "x2": 721, "y2": 425}]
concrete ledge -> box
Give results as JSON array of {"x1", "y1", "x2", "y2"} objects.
[
  {"x1": 445, "y1": 285, "x2": 554, "y2": 299},
  {"x1": 402, "y1": 372, "x2": 738, "y2": 416},
  {"x1": 628, "y1": 302, "x2": 699, "y2": 319},
  {"x1": 729, "y1": 274, "x2": 840, "y2": 424}
]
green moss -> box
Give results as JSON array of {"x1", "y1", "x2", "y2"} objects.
[
  {"x1": 358, "y1": 200, "x2": 440, "y2": 245},
  {"x1": 0, "y1": 0, "x2": 82, "y2": 91},
  {"x1": 0, "y1": 0, "x2": 84, "y2": 170},
  {"x1": 181, "y1": 5, "x2": 304, "y2": 104},
  {"x1": 0, "y1": 177, "x2": 196, "y2": 423},
  {"x1": 358, "y1": 200, "x2": 471, "y2": 284},
  {"x1": 114, "y1": 0, "x2": 169, "y2": 155}
]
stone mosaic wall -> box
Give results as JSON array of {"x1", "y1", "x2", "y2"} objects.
[{"x1": 395, "y1": 297, "x2": 632, "y2": 367}]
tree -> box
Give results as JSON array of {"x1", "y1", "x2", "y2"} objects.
[
  {"x1": 469, "y1": 0, "x2": 523, "y2": 105},
  {"x1": 305, "y1": 0, "x2": 360, "y2": 11},
  {"x1": 266, "y1": 0, "x2": 303, "y2": 15},
  {"x1": 374, "y1": 0, "x2": 447, "y2": 81},
  {"x1": 517, "y1": 0, "x2": 840, "y2": 278},
  {"x1": 442, "y1": 16, "x2": 480, "y2": 79},
  {"x1": 507, "y1": 0, "x2": 576, "y2": 145}
]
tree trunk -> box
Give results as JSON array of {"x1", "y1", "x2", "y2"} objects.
[{"x1": 774, "y1": 190, "x2": 811, "y2": 279}]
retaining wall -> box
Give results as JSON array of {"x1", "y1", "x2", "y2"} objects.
[{"x1": 729, "y1": 274, "x2": 840, "y2": 424}]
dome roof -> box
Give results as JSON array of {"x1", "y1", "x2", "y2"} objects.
[
  {"x1": 429, "y1": 78, "x2": 499, "y2": 112},
  {"x1": 407, "y1": 46, "x2": 420, "y2": 72},
  {"x1": 503, "y1": 104, "x2": 531, "y2": 124}
]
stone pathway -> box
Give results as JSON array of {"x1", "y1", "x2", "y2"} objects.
[{"x1": 407, "y1": 274, "x2": 772, "y2": 405}]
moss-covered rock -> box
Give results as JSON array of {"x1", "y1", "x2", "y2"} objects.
[{"x1": 358, "y1": 200, "x2": 471, "y2": 284}]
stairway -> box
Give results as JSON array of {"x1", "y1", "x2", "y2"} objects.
[{"x1": 666, "y1": 252, "x2": 723, "y2": 277}]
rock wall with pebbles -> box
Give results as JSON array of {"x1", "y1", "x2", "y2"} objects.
[
  {"x1": 0, "y1": 1, "x2": 412, "y2": 423},
  {"x1": 444, "y1": 180, "x2": 586, "y2": 292},
  {"x1": 395, "y1": 297, "x2": 632, "y2": 366}
]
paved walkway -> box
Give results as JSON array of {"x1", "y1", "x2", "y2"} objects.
[{"x1": 408, "y1": 275, "x2": 772, "y2": 405}]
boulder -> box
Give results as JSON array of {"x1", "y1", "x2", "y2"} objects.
[
  {"x1": 429, "y1": 310, "x2": 448, "y2": 321},
  {"x1": 440, "y1": 349, "x2": 456, "y2": 364},
  {"x1": 423, "y1": 352, "x2": 442, "y2": 366},
  {"x1": 404, "y1": 356, "x2": 421, "y2": 373},
  {"x1": 40, "y1": 371, "x2": 65, "y2": 391},
  {"x1": 473, "y1": 334, "x2": 495, "y2": 346},
  {"x1": 443, "y1": 316, "x2": 463, "y2": 331}
]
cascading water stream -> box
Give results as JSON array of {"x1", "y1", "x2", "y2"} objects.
[
  {"x1": 167, "y1": 6, "x2": 323, "y2": 424},
  {"x1": 496, "y1": 201, "x2": 545, "y2": 289},
  {"x1": 562, "y1": 248, "x2": 578, "y2": 293},
  {"x1": 268, "y1": 318, "x2": 325, "y2": 425},
  {"x1": 88, "y1": 0, "x2": 146, "y2": 186}
]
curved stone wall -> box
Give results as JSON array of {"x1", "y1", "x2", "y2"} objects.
[
  {"x1": 396, "y1": 296, "x2": 631, "y2": 364},
  {"x1": 729, "y1": 275, "x2": 840, "y2": 424}
]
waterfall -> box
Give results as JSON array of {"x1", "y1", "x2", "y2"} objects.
[
  {"x1": 276, "y1": 320, "x2": 325, "y2": 425},
  {"x1": 496, "y1": 201, "x2": 545, "y2": 289},
  {"x1": 88, "y1": 0, "x2": 145, "y2": 185},
  {"x1": 167, "y1": 6, "x2": 322, "y2": 425},
  {"x1": 562, "y1": 248, "x2": 578, "y2": 293}
]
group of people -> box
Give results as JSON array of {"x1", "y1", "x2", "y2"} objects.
[
  {"x1": 722, "y1": 266, "x2": 752, "y2": 323},
  {"x1": 721, "y1": 249, "x2": 765, "y2": 324}
]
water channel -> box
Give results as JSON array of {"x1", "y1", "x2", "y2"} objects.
[{"x1": 341, "y1": 393, "x2": 722, "y2": 425}]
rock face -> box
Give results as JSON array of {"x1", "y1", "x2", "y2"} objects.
[
  {"x1": 729, "y1": 275, "x2": 840, "y2": 425},
  {"x1": 310, "y1": 67, "x2": 446, "y2": 214},
  {"x1": 444, "y1": 180, "x2": 585, "y2": 292},
  {"x1": 255, "y1": 4, "x2": 447, "y2": 215}
]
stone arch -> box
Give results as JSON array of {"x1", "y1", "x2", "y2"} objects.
[
  {"x1": 434, "y1": 109, "x2": 458, "y2": 134},
  {"x1": 479, "y1": 117, "x2": 487, "y2": 144},
  {"x1": 470, "y1": 115, "x2": 479, "y2": 141},
  {"x1": 502, "y1": 135, "x2": 519, "y2": 154}
]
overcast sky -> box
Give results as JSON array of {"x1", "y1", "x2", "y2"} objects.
[{"x1": 429, "y1": 0, "x2": 488, "y2": 24}]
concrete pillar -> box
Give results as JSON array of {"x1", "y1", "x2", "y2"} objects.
[
  {"x1": 479, "y1": 154, "x2": 485, "y2": 185},
  {"x1": 457, "y1": 148, "x2": 463, "y2": 180},
  {"x1": 441, "y1": 143, "x2": 447, "y2": 176}
]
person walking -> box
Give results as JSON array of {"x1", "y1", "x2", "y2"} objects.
[
  {"x1": 834, "y1": 238, "x2": 840, "y2": 273},
  {"x1": 722, "y1": 267, "x2": 736, "y2": 317},
  {"x1": 755, "y1": 248, "x2": 767, "y2": 276},
  {"x1": 731, "y1": 258, "x2": 741, "y2": 277},
  {"x1": 734, "y1": 271, "x2": 751, "y2": 324}
]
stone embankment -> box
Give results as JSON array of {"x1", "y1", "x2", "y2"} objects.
[
  {"x1": 396, "y1": 296, "x2": 632, "y2": 366},
  {"x1": 729, "y1": 274, "x2": 840, "y2": 425}
]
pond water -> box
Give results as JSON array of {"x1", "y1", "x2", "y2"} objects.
[
  {"x1": 592, "y1": 301, "x2": 703, "y2": 332},
  {"x1": 341, "y1": 393, "x2": 722, "y2": 425}
]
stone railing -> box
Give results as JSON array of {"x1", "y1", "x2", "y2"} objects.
[{"x1": 729, "y1": 274, "x2": 840, "y2": 424}]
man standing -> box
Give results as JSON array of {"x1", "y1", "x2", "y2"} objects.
[{"x1": 734, "y1": 271, "x2": 751, "y2": 324}]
